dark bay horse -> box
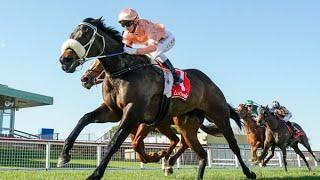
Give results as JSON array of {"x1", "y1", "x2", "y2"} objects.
[
  {"x1": 81, "y1": 57, "x2": 223, "y2": 174},
  {"x1": 256, "y1": 106, "x2": 320, "y2": 171},
  {"x1": 58, "y1": 17, "x2": 256, "y2": 180},
  {"x1": 237, "y1": 104, "x2": 265, "y2": 165}
]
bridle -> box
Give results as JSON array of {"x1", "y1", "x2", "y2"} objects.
[
  {"x1": 78, "y1": 22, "x2": 106, "y2": 61},
  {"x1": 85, "y1": 69, "x2": 105, "y2": 84}
]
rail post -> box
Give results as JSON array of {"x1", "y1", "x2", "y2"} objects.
[{"x1": 45, "y1": 142, "x2": 51, "y2": 169}]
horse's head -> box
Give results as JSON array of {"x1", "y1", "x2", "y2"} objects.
[
  {"x1": 81, "y1": 60, "x2": 105, "y2": 89},
  {"x1": 59, "y1": 17, "x2": 120, "y2": 73},
  {"x1": 236, "y1": 104, "x2": 250, "y2": 119},
  {"x1": 256, "y1": 105, "x2": 272, "y2": 126}
]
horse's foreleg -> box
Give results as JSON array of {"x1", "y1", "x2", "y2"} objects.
[
  {"x1": 57, "y1": 104, "x2": 120, "y2": 167},
  {"x1": 169, "y1": 135, "x2": 188, "y2": 163},
  {"x1": 291, "y1": 144, "x2": 311, "y2": 171},
  {"x1": 280, "y1": 147, "x2": 288, "y2": 172},
  {"x1": 262, "y1": 144, "x2": 275, "y2": 166},
  {"x1": 250, "y1": 146, "x2": 257, "y2": 163},
  {"x1": 258, "y1": 139, "x2": 271, "y2": 164},
  {"x1": 156, "y1": 119, "x2": 180, "y2": 162},
  {"x1": 173, "y1": 115, "x2": 207, "y2": 180},
  {"x1": 87, "y1": 103, "x2": 140, "y2": 180},
  {"x1": 131, "y1": 124, "x2": 151, "y2": 163}
]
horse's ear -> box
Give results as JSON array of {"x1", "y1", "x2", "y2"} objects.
[{"x1": 98, "y1": 16, "x2": 103, "y2": 22}]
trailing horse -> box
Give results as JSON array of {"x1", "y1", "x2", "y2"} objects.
[
  {"x1": 58, "y1": 17, "x2": 256, "y2": 180},
  {"x1": 256, "y1": 106, "x2": 320, "y2": 171},
  {"x1": 237, "y1": 104, "x2": 265, "y2": 165}
]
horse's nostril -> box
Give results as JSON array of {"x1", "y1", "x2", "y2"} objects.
[{"x1": 63, "y1": 57, "x2": 72, "y2": 64}]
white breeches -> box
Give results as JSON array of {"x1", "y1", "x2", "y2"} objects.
[
  {"x1": 283, "y1": 113, "x2": 292, "y2": 122},
  {"x1": 148, "y1": 31, "x2": 175, "y2": 62}
]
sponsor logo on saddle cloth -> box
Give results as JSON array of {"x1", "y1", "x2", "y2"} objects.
[{"x1": 157, "y1": 61, "x2": 191, "y2": 101}]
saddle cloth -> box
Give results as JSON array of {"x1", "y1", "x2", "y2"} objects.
[{"x1": 159, "y1": 63, "x2": 191, "y2": 101}]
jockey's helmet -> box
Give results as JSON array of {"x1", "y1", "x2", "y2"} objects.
[
  {"x1": 118, "y1": 8, "x2": 139, "y2": 23},
  {"x1": 244, "y1": 100, "x2": 255, "y2": 106},
  {"x1": 272, "y1": 100, "x2": 280, "y2": 108}
]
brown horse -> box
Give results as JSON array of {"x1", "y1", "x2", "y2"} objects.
[
  {"x1": 58, "y1": 17, "x2": 256, "y2": 180},
  {"x1": 81, "y1": 59, "x2": 222, "y2": 173},
  {"x1": 257, "y1": 106, "x2": 320, "y2": 171},
  {"x1": 237, "y1": 104, "x2": 265, "y2": 165}
]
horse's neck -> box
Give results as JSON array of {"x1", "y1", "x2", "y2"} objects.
[
  {"x1": 98, "y1": 33, "x2": 149, "y2": 75},
  {"x1": 266, "y1": 115, "x2": 280, "y2": 131},
  {"x1": 243, "y1": 117, "x2": 258, "y2": 133}
]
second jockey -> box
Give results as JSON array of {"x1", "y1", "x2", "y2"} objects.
[
  {"x1": 118, "y1": 8, "x2": 182, "y2": 84},
  {"x1": 270, "y1": 100, "x2": 302, "y2": 139}
]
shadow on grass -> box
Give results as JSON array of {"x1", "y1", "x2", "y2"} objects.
[{"x1": 260, "y1": 176, "x2": 320, "y2": 180}]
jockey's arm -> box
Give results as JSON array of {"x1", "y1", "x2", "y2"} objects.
[
  {"x1": 136, "y1": 44, "x2": 157, "y2": 55},
  {"x1": 136, "y1": 40, "x2": 157, "y2": 55}
]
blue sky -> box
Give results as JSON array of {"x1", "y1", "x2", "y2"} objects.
[{"x1": 1, "y1": 1, "x2": 319, "y2": 149}]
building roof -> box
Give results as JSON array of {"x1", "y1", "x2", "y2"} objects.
[{"x1": 0, "y1": 84, "x2": 53, "y2": 109}]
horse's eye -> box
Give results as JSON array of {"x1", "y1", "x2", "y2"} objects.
[{"x1": 80, "y1": 26, "x2": 89, "y2": 32}]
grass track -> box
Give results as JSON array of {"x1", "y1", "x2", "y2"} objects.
[{"x1": 1, "y1": 167, "x2": 320, "y2": 180}]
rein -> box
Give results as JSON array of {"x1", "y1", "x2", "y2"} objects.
[{"x1": 109, "y1": 63, "x2": 157, "y2": 77}]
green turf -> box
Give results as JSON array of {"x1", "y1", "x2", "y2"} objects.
[{"x1": 0, "y1": 167, "x2": 319, "y2": 180}]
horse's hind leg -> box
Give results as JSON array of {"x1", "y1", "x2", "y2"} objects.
[
  {"x1": 173, "y1": 114, "x2": 207, "y2": 180},
  {"x1": 57, "y1": 104, "x2": 121, "y2": 167},
  {"x1": 299, "y1": 136, "x2": 320, "y2": 162},
  {"x1": 205, "y1": 111, "x2": 256, "y2": 179},
  {"x1": 291, "y1": 143, "x2": 311, "y2": 171}
]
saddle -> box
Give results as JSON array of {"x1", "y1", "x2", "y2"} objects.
[{"x1": 155, "y1": 59, "x2": 191, "y2": 101}]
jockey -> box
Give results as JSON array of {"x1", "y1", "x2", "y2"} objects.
[
  {"x1": 270, "y1": 100, "x2": 302, "y2": 138},
  {"x1": 244, "y1": 99, "x2": 259, "y2": 118},
  {"x1": 118, "y1": 8, "x2": 182, "y2": 84}
]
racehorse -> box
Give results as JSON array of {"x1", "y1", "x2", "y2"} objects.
[
  {"x1": 236, "y1": 104, "x2": 265, "y2": 165},
  {"x1": 81, "y1": 54, "x2": 223, "y2": 174},
  {"x1": 58, "y1": 17, "x2": 256, "y2": 180},
  {"x1": 256, "y1": 106, "x2": 320, "y2": 171}
]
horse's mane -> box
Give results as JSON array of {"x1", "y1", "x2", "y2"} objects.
[{"x1": 83, "y1": 17, "x2": 123, "y2": 44}]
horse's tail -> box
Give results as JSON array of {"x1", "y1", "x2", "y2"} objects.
[
  {"x1": 229, "y1": 104, "x2": 242, "y2": 130},
  {"x1": 200, "y1": 124, "x2": 223, "y2": 137}
]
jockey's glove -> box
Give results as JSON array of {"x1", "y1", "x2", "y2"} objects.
[{"x1": 123, "y1": 46, "x2": 137, "y2": 55}]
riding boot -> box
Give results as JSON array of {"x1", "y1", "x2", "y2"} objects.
[{"x1": 162, "y1": 59, "x2": 183, "y2": 84}]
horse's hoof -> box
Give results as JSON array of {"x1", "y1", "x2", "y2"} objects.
[
  {"x1": 246, "y1": 171, "x2": 257, "y2": 180},
  {"x1": 258, "y1": 162, "x2": 263, "y2": 167},
  {"x1": 164, "y1": 167, "x2": 173, "y2": 176},
  {"x1": 86, "y1": 174, "x2": 102, "y2": 180},
  {"x1": 57, "y1": 153, "x2": 71, "y2": 167}
]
